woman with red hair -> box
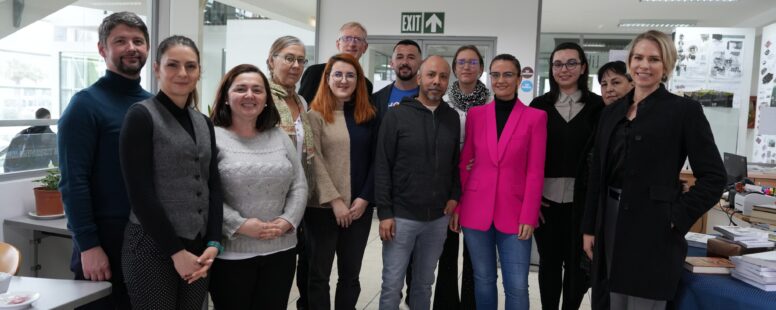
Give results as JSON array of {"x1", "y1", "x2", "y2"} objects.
[{"x1": 305, "y1": 53, "x2": 378, "y2": 309}]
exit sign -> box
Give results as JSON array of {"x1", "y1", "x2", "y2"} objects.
[{"x1": 401, "y1": 12, "x2": 445, "y2": 34}]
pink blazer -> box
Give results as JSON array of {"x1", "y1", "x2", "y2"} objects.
[{"x1": 457, "y1": 99, "x2": 547, "y2": 233}]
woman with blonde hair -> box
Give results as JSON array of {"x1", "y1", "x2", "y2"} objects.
[{"x1": 305, "y1": 53, "x2": 378, "y2": 310}]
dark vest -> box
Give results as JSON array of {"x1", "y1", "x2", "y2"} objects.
[{"x1": 129, "y1": 98, "x2": 211, "y2": 240}]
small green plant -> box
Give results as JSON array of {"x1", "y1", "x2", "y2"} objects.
[{"x1": 35, "y1": 168, "x2": 60, "y2": 190}]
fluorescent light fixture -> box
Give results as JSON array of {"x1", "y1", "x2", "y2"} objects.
[
  {"x1": 583, "y1": 42, "x2": 606, "y2": 48},
  {"x1": 640, "y1": 0, "x2": 736, "y2": 2},
  {"x1": 618, "y1": 19, "x2": 697, "y2": 28}
]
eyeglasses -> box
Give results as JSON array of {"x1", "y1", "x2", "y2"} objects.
[
  {"x1": 552, "y1": 60, "x2": 580, "y2": 71},
  {"x1": 275, "y1": 54, "x2": 308, "y2": 66},
  {"x1": 456, "y1": 59, "x2": 479, "y2": 66},
  {"x1": 330, "y1": 71, "x2": 357, "y2": 82},
  {"x1": 489, "y1": 72, "x2": 517, "y2": 79},
  {"x1": 339, "y1": 36, "x2": 366, "y2": 45}
]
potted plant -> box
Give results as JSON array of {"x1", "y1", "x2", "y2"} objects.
[{"x1": 33, "y1": 168, "x2": 63, "y2": 216}]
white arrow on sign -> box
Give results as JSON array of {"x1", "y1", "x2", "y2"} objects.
[{"x1": 425, "y1": 14, "x2": 442, "y2": 33}]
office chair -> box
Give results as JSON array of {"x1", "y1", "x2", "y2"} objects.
[{"x1": 0, "y1": 242, "x2": 21, "y2": 275}]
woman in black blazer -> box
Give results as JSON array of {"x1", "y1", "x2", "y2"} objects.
[{"x1": 581, "y1": 30, "x2": 726, "y2": 309}]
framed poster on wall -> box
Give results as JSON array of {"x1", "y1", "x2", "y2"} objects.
[
  {"x1": 753, "y1": 22, "x2": 776, "y2": 163},
  {"x1": 669, "y1": 27, "x2": 755, "y2": 157}
]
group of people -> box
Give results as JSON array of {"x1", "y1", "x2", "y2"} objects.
[{"x1": 57, "y1": 11, "x2": 727, "y2": 310}]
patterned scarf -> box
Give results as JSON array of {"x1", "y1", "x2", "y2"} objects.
[
  {"x1": 448, "y1": 80, "x2": 490, "y2": 112},
  {"x1": 269, "y1": 82, "x2": 315, "y2": 163}
]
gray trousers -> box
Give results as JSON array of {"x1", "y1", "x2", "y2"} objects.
[{"x1": 380, "y1": 215, "x2": 449, "y2": 310}]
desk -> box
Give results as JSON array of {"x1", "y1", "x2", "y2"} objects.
[
  {"x1": 3, "y1": 216, "x2": 70, "y2": 276},
  {"x1": 675, "y1": 271, "x2": 776, "y2": 310},
  {"x1": 9, "y1": 276, "x2": 111, "y2": 309}
]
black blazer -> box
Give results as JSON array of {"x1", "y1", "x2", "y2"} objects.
[{"x1": 581, "y1": 84, "x2": 725, "y2": 301}]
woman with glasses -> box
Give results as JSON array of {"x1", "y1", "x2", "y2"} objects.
[
  {"x1": 451, "y1": 54, "x2": 547, "y2": 310},
  {"x1": 582, "y1": 30, "x2": 724, "y2": 309},
  {"x1": 436, "y1": 45, "x2": 491, "y2": 309},
  {"x1": 207, "y1": 64, "x2": 308, "y2": 309},
  {"x1": 266, "y1": 35, "x2": 316, "y2": 309},
  {"x1": 305, "y1": 53, "x2": 378, "y2": 310},
  {"x1": 528, "y1": 42, "x2": 604, "y2": 310}
]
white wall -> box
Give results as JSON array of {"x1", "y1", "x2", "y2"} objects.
[
  {"x1": 225, "y1": 19, "x2": 315, "y2": 75},
  {"x1": 317, "y1": 0, "x2": 541, "y2": 103}
]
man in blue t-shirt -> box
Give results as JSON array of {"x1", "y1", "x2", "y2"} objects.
[{"x1": 372, "y1": 39, "x2": 422, "y2": 119}]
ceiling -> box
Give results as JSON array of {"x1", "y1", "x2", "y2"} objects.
[{"x1": 541, "y1": 0, "x2": 776, "y2": 34}]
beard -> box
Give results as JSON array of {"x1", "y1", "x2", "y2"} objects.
[
  {"x1": 116, "y1": 55, "x2": 147, "y2": 76},
  {"x1": 395, "y1": 65, "x2": 416, "y2": 81}
]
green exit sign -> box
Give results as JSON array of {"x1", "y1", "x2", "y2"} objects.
[{"x1": 401, "y1": 12, "x2": 444, "y2": 34}]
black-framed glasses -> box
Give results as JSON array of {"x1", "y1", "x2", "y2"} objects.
[
  {"x1": 330, "y1": 71, "x2": 357, "y2": 82},
  {"x1": 339, "y1": 35, "x2": 366, "y2": 44},
  {"x1": 489, "y1": 72, "x2": 517, "y2": 79},
  {"x1": 552, "y1": 60, "x2": 580, "y2": 71},
  {"x1": 275, "y1": 54, "x2": 308, "y2": 66},
  {"x1": 456, "y1": 59, "x2": 479, "y2": 66}
]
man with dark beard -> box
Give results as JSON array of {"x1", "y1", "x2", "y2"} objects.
[
  {"x1": 372, "y1": 39, "x2": 422, "y2": 119},
  {"x1": 58, "y1": 12, "x2": 151, "y2": 309}
]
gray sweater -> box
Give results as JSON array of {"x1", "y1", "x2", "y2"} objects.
[{"x1": 216, "y1": 126, "x2": 308, "y2": 256}]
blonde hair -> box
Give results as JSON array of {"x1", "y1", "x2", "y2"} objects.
[
  {"x1": 339, "y1": 21, "x2": 368, "y2": 37},
  {"x1": 628, "y1": 30, "x2": 677, "y2": 83},
  {"x1": 267, "y1": 36, "x2": 305, "y2": 79}
]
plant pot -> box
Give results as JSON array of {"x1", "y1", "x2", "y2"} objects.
[{"x1": 33, "y1": 187, "x2": 63, "y2": 216}]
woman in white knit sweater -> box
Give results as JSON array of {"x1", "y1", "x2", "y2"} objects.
[{"x1": 207, "y1": 64, "x2": 308, "y2": 309}]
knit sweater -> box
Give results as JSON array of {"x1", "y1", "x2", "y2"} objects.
[
  {"x1": 59, "y1": 70, "x2": 152, "y2": 252},
  {"x1": 216, "y1": 126, "x2": 308, "y2": 256}
]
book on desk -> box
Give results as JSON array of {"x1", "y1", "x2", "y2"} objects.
[
  {"x1": 684, "y1": 257, "x2": 735, "y2": 274},
  {"x1": 731, "y1": 251, "x2": 776, "y2": 291}
]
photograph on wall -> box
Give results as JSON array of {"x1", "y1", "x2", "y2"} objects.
[{"x1": 753, "y1": 23, "x2": 776, "y2": 164}]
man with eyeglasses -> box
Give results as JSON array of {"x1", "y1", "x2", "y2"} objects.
[
  {"x1": 371, "y1": 39, "x2": 422, "y2": 119},
  {"x1": 376, "y1": 55, "x2": 461, "y2": 310},
  {"x1": 299, "y1": 21, "x2": 373, "y2": 103}
]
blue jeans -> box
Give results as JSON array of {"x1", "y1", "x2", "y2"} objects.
[
  {"x1": 463, "y1": 225, "x2": 532, "y2": 310},
  {"x1": 380, "y1": 215, "x2": 449, "y2": 310}
]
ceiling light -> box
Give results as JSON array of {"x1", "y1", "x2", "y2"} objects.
[
  {"x1": 618, "y1": 19, "x2": 697, "y2": 28},
  {"x1": 640, "y1": 0, "x2": 737, "y2": 2},
  {"x1": 583, "y1": 42, "x2": 605, "y2": 48}
]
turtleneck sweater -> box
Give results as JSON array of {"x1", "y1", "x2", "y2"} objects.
[
  {"x1": 495, "y1": 95, "x2": 517, "y2": 140},
  {"x1": 59, "y1": 70, "x2": 152, "y2": 252}
]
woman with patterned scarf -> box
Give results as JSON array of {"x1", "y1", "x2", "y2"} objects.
[
  {"x1": 436, "y1": 45, "x2": 492, "y2": 310},
  {"x1": 266, "y1": 35, "x2": 316, "y2": 308}
]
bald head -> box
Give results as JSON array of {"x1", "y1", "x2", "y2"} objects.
[{"x1": 417, "y1": 56, "x2": 450, "y2": 105}]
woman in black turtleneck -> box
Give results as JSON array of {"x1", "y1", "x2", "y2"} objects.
[{"x1": 451, "y1": 54, "x2": 547, "y2": 310}]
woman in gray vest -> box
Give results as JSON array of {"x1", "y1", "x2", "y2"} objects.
[
  {"x1": 119, "y1": 35, "x2": 223, "y2": 309},
  {"x1": 207, "y1": 64, "x2": 308, "y2": 309}
]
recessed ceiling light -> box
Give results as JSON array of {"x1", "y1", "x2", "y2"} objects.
[
  {"x1": 618, "y1": 19, "x2": 697, "y2": 28},
  {"x1": 583, "y1": 42, "x2": 606, "y2": 48},
  {"x1": 640, "y1": 0, "x2": 737, "y2": 2}
]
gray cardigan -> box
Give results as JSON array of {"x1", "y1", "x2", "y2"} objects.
[{"x1": 216, "y1": 127, "x2": 308, "y2": 256}]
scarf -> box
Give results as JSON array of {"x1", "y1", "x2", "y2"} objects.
[{"x1": 448, "y1": 80, "x2": 490, "y2": 112}]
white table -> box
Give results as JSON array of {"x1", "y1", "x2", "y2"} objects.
[
  {"x1": 8, "y1": 276, "x2": 111, "y2": 309},
  {"x1": 3, "y1": 216, "x2": 70, "y2": 276}
]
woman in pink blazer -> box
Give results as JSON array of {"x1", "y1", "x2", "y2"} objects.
[{"x1": 450, "y1": 54, "x2": 547, "y2": 310}]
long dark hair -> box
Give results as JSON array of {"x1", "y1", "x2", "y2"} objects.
[
  {"x1": 210, "y1": 64, "x2": 280, "y2": 132},
  {"x1": 547, "y1": 42, "x2": 590, "y2": 103},
  {"x1": 156, "y1": 35, "x2": 201, "y2": 109}
]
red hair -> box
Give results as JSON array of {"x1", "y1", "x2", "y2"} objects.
[{"x1": 310, "y1": 53, "x2": 375, "y2": 124}]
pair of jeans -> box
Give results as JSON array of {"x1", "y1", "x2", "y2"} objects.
[
  {"x1": 463, "y1": 225, "x2": 532, "y2": 310},
  {"x1": 305, "y1": 207, "x2": 373, "y2": 310},
  {"x1": 380, "y1": 215, "x2": 449, "y2": 310}
]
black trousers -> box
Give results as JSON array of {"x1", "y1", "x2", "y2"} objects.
[
  {"x1": 535, "y1": 201, "x2": 589, "y2": 310},
  {"x1": 209, "y1": 248, "x2": 297, "y2": 310},
  {"x1": 72, "y1": 219, "x2": 130, "y2": 310},
  {"x1": 296, "y1": 219, "x2": 309, "y2": 309},
  {"x1": 121, "y1": 223, "x2": 209, "y2": 310},
  {"x1": 406, "y1": 228, "x2": 477, "y2": 310},
  {"x1": 304, "y1": 207, "x2": 373, "y2": 310}
]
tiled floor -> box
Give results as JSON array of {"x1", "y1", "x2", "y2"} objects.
[{"x1": 279, "y1": 213, "x2": 593, "y2": 310}]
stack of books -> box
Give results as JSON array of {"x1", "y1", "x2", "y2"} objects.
[
  {"x1": 713, "y1": 226, "x2": 775, "y2": 249},
  {"x1": 684, "y1": 257, "x2": 735, "y2": 274},
  {"x1": 685, "y1": 232, "x2": 715, "y2": 248},
  {"x1": 731, "y1": 251, "x2": 776, "y2": 291}
]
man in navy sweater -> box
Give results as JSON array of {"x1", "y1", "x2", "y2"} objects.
[{"x1": 58, "y1": 12, "x2": 151, "y2": 309}]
